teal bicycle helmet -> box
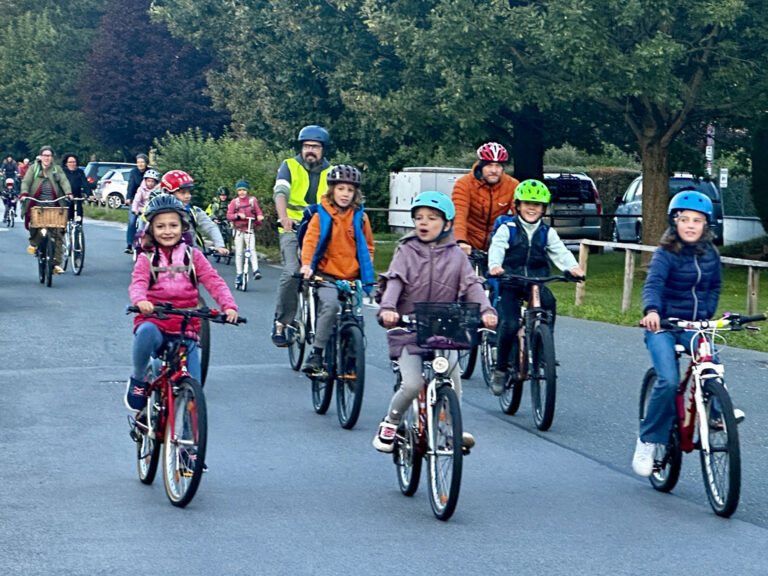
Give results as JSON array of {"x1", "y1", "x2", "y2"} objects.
[
  {"x1": 410, "y1": 191, "x2": 455, "y2": 221},
  {"x1": 668, "y1": 190, "x2": 714, "y2": 226}
]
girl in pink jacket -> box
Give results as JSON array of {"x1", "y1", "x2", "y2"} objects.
[{"x1": 125, "y1": 194, "x2": 238, "y2": 412}]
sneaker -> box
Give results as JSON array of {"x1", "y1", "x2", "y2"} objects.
[
  {"x1": 462, "y1": 432, "x2": 475, "y2": 449},
  {"x1": 302, "y1": 351, "x2": 324, "y2": 374},
  {"x1": 271, "y1": 321, "x2": 288, "y2": 347},
  {"x1": 53, "y1": 265, "x2": 64, "y2": 275},
  {"x1": 235, "y1": 274, "x2": 243, "y2": 288},
  {"x1": 373, "y1": 420, "x2": 397, "y2": 453},
  {"x1": 734, "y1": 408, "x2": 745, "y2": 424},
  {"x1": 490, "y1": 369, "x2": 507, "y2": 396},
  {"x1": 632, "y1": 437, "x2": 656, "y2": 477},
  {"x1": 26, "y1": 245, "x2": 36, "y2": 254},
  {"x1": 253, "y1": 269, "x2": 262, "y2": 280},
  {"x1": 124, "y1": 245, "x2": 134, "y2": 254},
  {"x1": 124, "y1": 377, "x2": 147, "y2": 412}
]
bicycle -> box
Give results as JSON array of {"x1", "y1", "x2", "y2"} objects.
[
  {"x1": 61, "y1": 197, "x2": 87, "y2": 275},
  {"x1": 126, "y1": 304, "x2": 246, "y2": 507},
  {"x1": 294, "y1": 275, "x2": 369, "y2": 429},
  {"x1": 2, "y1": 187, "x2": 18, "y2": 227},
  {"x1": 491, "y1": 272, "x2": 584, "y2": 431},
  {"x1": 213, "y1": 219, "x2": 233, "y2": 265},
  {"x1": 638, "y1": 313, "x2": 766, "y2": 517},
  {"x1": 24, "y1": 197, "x2": 68, "y2": 288},
  {"x1": 234, "y1": 217, "x2": 259, "y2": 292},
  {"x1": 455, "y1": 249, "x2": 489, "y2": 379},
  {"x1": 286, "y1": 272, "x2": 316, "y2": 372},
  {"x1": 387, "y1": 301, "x2": 480, "y2": 521}
]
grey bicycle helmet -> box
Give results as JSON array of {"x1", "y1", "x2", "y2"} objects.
[
  {"x1": 143, "y1": 168, "x2": 160, "y2": 182},
  {"x1": 327, "y1": 164, "x2": 362, "y2": 186},
  {"x1": 144, "y1": 194, "x2": 190, "y2": 227}
]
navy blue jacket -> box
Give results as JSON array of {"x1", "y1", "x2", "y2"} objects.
[{"x1": 642, "y1": 243, "x2": 721, "y2": 321}]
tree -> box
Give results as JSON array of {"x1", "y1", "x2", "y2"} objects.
[{"x1": 81, "y1": 0, "x2": 228, "y2": 157}]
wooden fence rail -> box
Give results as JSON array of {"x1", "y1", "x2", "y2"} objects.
[{"x1": 576, "y1": 239, "x2": 768, "y2": 315}]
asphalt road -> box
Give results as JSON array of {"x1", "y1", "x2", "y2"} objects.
[{"x1": 2, "y1": 214, "x2": 768, "y2": 575}]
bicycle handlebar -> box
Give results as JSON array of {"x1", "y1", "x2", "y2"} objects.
[
  {"x1": 126, "y1": 303, "x2": 247, "y2": 324},
  {"x1": 492, "y1": 271, "x2": 586, "y2": 284},
  {"x1": 291, "y1": 272, "x2": 376, "y2": 290},
  {"x1": 657, "y1": 313, "x2": 767, "y2": 332}
]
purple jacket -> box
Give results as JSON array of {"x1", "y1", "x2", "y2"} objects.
[{"x1": 378, "y1": 234, "x2": 495, "y2": 358}]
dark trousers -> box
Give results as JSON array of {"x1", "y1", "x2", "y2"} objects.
[{"x1": 496, "y1": 284, "x2": 556, "y2": 372}]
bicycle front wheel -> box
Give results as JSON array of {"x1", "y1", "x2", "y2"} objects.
[
  {"x1": 640, "y1": 368, "x2": 682, "y2": 492},
  {"x1": 530, "y1": 324, "x2": 557, "y2": 431},
  {"x1": 45, "y1": 234, "x2": 55, "y2": 287},
  {"x1": 61, "y1": 224, "x2": 71, "y2": 271},
  {"x1": 72, "y1": 225, "x2": 85, "y2": 275},
  {"x1": 199, "y1": 317, "x2": 210, "y2": 387},
  {"x1": 288, "y1": 291, "x2": 308, "y2": 371},
  {"x1": 336, "y1": 324, "x2": 365, "y2": 429},
  {"x1": 37, "y1": 238, "x2": 46, "y2": 284},
  {"x1": 499, "y1": 339, "x2": 523, "y2": 415},
  {"x1": 700, "y1": 377, "x2": 741, "y2": 517},
  {"x1": 396, "y1": 400, "x2": 422, "y2": 496},
  {"x1": 427, "y1": 384, "x2": 463, "y2": 521},
  {"x1": 163, "y1": 377, "x2": 207, "y2": 507},
  {"x1": 136, "y1": 388, "x2": 162, "y2": 485},
  {"x1": 311, "y1": 341, "x2": 334, "y2": 414}
]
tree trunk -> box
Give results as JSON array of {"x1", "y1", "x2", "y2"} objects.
[
  {"x1": 638, "y1": 137, "x2": 670, "y2": 258},
  {"x1": 751, "y1": 114, "x2": 768, "y2": 232},
  {"x1": 511, "y1": 105, "x2": 544, "y2": 181}
]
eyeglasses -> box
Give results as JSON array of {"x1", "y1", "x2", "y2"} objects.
[
  {"x1": 41, "y1": 153, "x2": 52, "y2": 157},
  {"x1": 302, "y1": 143, "x2": 323, "y2": 151}
]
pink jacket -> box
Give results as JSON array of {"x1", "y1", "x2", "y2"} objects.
[
  {"x1": 227, "y1": 196, "x2": 263, "y2": 232},
  {"x1": 129, "y1": 243, "x2": 237, "y2": 338},
  {"x1": 131, "y1": 181, "x2": 160, "y2": 213}
]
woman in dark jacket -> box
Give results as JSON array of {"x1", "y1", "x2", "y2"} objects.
[{"x1": 62, "y1": 154, "x2": 89, "y2": 221}]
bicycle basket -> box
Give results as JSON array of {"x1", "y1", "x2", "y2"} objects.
[
  {"x1": 413, "y1": 301, "x2": 481, "y2": 350},
  {"x1": 29, "y1": 207, "x2": 67, "y2": 229}
]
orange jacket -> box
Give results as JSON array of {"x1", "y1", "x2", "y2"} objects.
[
  {"x1": 302, "y1": 196, "x2": 375, "y2": 281},
  {"x1": 452, "y1": 163, "x2": 519, "y2": 251}
]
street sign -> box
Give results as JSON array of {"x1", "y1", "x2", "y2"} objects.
[{"x1": 720, "y1": 168, "x2": 728, "y2": 188}]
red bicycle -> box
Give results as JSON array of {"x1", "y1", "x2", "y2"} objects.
[{"x1": 127, "y1": 304, "x2": 246, "y2": 507}]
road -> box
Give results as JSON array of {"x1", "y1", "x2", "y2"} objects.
[{"x1": 2, "y1": 215, "x2": 768, "y2": 575}]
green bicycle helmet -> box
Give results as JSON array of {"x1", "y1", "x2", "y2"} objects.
[{"x1": 514, "y1": 179, "x2": 551, "y2": 204}]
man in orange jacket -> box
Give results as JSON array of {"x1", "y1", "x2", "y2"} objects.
[{"x1": 452, "y1": 142, "x2": 519, "y2": 256}]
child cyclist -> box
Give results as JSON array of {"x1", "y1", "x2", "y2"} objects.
[
  {"x1": 487, "y1": 179, "x2": 585, "y2": 396},
  {"x1": 227, "y1": 180, "x2": 265, "y2": 287},
  {"x1": 125, "y1": 195, "x2": 239, "y2": 411},
  {"x1": 374, "y1": 191, "x2": 497, "y2": 453},
  {"x1": 130, "y1": 168, "x2": 161, "y2": 235},
  {"x1": 207, "y1": 186, "x2": 233, "y2": 253},
  {"x1": 632, "y1": 190, "x2": 727, "y2": 476},
  {"x1": 299, "y1": 165, "x2": 375, "y2": 374}
]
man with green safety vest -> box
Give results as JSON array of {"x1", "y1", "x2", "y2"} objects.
[{"x1": 272, "y1": 125, "x2": 332, "y2": 346}]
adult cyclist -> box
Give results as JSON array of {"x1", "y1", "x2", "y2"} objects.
[
  {"x1": 271, "y1": 125, "x2": 332, "y2": 347},
  {"x1": 452, "y1": 142, "x2": 520, "y2": 258}
]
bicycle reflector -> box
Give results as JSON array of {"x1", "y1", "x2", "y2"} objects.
[{"x1": 432, "y1": 356, "x2": 450, "y2": 374}]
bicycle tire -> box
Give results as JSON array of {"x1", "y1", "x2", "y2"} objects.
[
  {"x1": 699, "y1": 377, "x2": 741, "y2": 517},
  {"x1": 458, "y1": 345, "x2": 478, "y2": 379},
  {"x1": 499, "y1": 339, "x2": 523, "y2": 415},
  {"x1": 9, "y1": 207, "x2": 15, "y2": 227},
  {"x1": 199, "y1": 317, "x2": 210, "y2": 387},
  {"x1": 480, "y1": 330, "x2": 497, "y2": 388},
  {"x1": 310, "y1": 342, "x2": 334, "y2": 414},
  {"x1": 61, "y1": 223, "x2": 71, "y2": 271},
  {"x1": 640, "y1": 368, "x2": 682, "y2": 492},
  {"x1": 530, "y1": 324, "x2": 557, "y2": 431},
  {"x1": 396, "y1": 398, "x2": 422, "y2": 496},
  {"x1": 72, "y1": 225, "x2": 85, "y2": 275},
  {"x1": 241, "y1": 268, "x2": 248, "y2": 292},
  {"x1": 37, "y1": 237, "x2": 46, "y2": 284},
  {"x1": 137, "y1": 387, "x2": 161, "y2": 485},
  {"x1": 425, "y1": 384, "x2": 462, "y2": 520},
  {"x1": 336, "y1": 324, "x2": 365, "y2": 430},
  {"x1": 163, "y1": 376, "x2": 207, "y2": 507},
  {"x1": 288, "y1": 291, "x2": 307, "y2": 371},
  {"x1": 45, "y1": 234, "x2": 54, "y2": 287}
]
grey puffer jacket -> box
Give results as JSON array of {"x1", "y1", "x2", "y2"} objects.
[{"x1": 377, "y1": 234, "x2": 495, "y2": 359}]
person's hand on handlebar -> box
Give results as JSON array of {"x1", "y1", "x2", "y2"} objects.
[
  {"x1": 215, "y1": 246, "x2": 229, "y2": 256},
  {"x1": 640, "y1": 310, "x2": 661, "y2": 332},
  {"x1": 569, "y1": 266, "x2": 586, "y2": 278},
  {"x1": 458, "y1": 241, "x2": 471, "y2": 256},
  {"x1": 300, "y1": 264, "x2": 314, "y2": 279},
  {"x1": 137, "y1": 300, "x2": 154, "y2": 315},
  {"x1": 488, "y1": 265, "x2": 504, "y2": 276},
  {"x1": 482, "y1": 312, "x2": 498, "y2": 330},
  {"x1": 380, "y1": 309, "x2": 399, "y2": 328},
  {"x1": 224, "y1": 308, "x2": 239, "y2": 323},
  {"x1": 280, "y1": 216, "x2": 294, "y2": 232}
]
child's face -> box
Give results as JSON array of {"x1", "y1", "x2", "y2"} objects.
[
  {"x1": 144, "y1": 178, "x2": 157, "y2": 188},
  {"x1": 675, "y1": 209, "x2": 707, "y2": 243},
  {"x1": 151, "y1": 212, "x2": 183, "y2": 247},
  {"x1": 412, "y1": 207, "x2": 449, "y2": 243},
  {"x1": 332, "y1": 183, "x2": 356, "y2": 209},
  {"x1": 518, "y1": 201, "x2": 545, "y2": 223},
  {"x1": 236, "y1": 188, "x2": 248, "y2": 198},
  {"x1": 172, "y1": 188, "x2": 192, "y2": 207}
]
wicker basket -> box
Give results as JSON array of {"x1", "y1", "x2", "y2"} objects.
[
  {"x1": 29, "y1": 206, "x2": 68, "y2": 229},
  {"x1": 413, "y1": 301, "x2": 481, "y2": 350}
]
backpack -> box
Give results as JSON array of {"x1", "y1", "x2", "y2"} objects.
[
  {"x1": 296, "y1": 203, "x2": 320, "y2": 249},
  {"x1": 491, "y1": 214, "x2": 549, "y2": 247},
  {"x1": 144, "y1": 244, "x2": 197, "y2": 288}
]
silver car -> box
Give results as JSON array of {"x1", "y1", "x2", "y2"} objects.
[{"x1": 95, "y1": 168, "x2": 134, "y2": 209}]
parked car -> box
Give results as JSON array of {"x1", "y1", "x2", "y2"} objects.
[
  {"x1": 84, "y1": 161, "x2": 135, "y2": 195},
  {"x1": 612, "y1": 173, "x2": 723, "y2": 245},
  {"x1": 543, "y1": 172, "x2": 602, "y2": 240},
  {"x1": 95, "y1": 168, "x2": 134, "y2": 209}
]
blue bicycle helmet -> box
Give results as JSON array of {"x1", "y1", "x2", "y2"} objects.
[
  {"x1": 410, "y1": 191, "x2": 455, "y2": 221},
  {"x1": 298, "y1": 125, "x2": 330, "y2": 145},
  {"x1": 667, "y1": 190, "x2": 714, "y2": 226}
]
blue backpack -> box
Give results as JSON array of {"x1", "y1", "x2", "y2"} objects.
[
  {"x1": 296, "y1": 203, "x2": 320, "y2": 250},
  {"x1": 491, "y1": 214, "x2": 549, "y2": 247}
]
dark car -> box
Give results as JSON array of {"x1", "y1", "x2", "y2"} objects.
[
  {"x1": 543, "y1": 172, "x2": 602, "y2": 240},
  {"x1": 83, "y1": 161, "x2": 136, "y2": 195},
  {"x1": 612, "y1": 173, "x2": 723, "y2": 245}
]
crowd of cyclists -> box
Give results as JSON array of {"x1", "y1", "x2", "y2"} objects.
[{"x1": 3, "y1": 126, "x2": 733, "y2": 510}]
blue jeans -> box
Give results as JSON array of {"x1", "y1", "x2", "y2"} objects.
[
  {"x1": 132, "y1": 322, "x2": 201, "y2": 382},
  {"x1": 126, "y1": 212, "x2": 138, "y2": 246}
]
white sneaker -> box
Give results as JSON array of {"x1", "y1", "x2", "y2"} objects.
[
  {"x1": 372, "y1": 420, "x2": 397, "y2": 453},
  {"x1": 632, "y1": 438, "x2": 655, "y2": 477},
  {"x1": 734, "y1": 408, "x2": 745, "y2": 424}
]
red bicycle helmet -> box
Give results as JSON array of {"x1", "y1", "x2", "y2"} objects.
[
  {"x1": 476, "y1": 142, "x2": 508, "y2": 163},
  {"x1": 160, "y1": 170, "x2": 194, "y2": 193}
]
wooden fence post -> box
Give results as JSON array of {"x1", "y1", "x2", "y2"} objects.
[
  {"x1": 747, "y1": 266, "x2": 759, "y2": 315},
  {"x1": 575, "y1": 243, "x2": 588, "y2": 306},
  {"x1": 621, "y1": 249, "x2": 636, "y2": 313}
]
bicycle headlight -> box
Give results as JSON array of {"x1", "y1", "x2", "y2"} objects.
[{"x1": 432, "y1": 356, "x2": 450, "y2": 374}]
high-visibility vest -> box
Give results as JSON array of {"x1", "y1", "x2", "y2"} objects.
[{"x1": 282, "y1": 158, "x2": 330, "y2": 231}]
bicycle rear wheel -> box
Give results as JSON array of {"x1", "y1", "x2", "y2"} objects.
[
  {"x1": 45, "y1": 234, "x2": 55, "y2": 287},
  {"x1": 136, "y1": 387, "x2": 161, "y2": 485},
  {"x1": 480, "y1": 331, "x2": 497, "y2": 387},
  {"x1": 639, "y1": 368, "x2": 682, "y2": 492},
  {"x1": 163, "y1": 376, "x2": 207, "y2": 507},
  {"x1": 37, "y1": 237, "x2": 46, "y2": 284},
  {"x1": 699, "y1": 377, "x2": 741, "y2": 517},
  {"x1": 72, "y1": 225, "x2": 85, "y2": 275},
  {"x1": 9, "y1": 207, "x2": 15, "y2": 227},
  {"x1": 458, "y1": 345, "x2": 478, "y2": 379},
  {"x1": 396, "y1": 400, "x2": 422, "y2": 496},
  {"x1": 288, "y1": 291, "x2": 308, "y2": 371},
  {"x1": 530, "y1": 324, "x2": 557, "y2": 431},
  {"x1": 336, "y1": 324, "x2": 365, "y2": 429},
  {"x1": 427, "y1": 384, "x2": 463, "y2": 521}
]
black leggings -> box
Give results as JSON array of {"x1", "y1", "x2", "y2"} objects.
[{"x1": 496, "y1": 284, "x2": 556, "y2": 372}]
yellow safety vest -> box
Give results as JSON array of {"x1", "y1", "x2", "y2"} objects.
[{"x1": 283, "y1": 158, "x2": 330, "y2": 231}]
